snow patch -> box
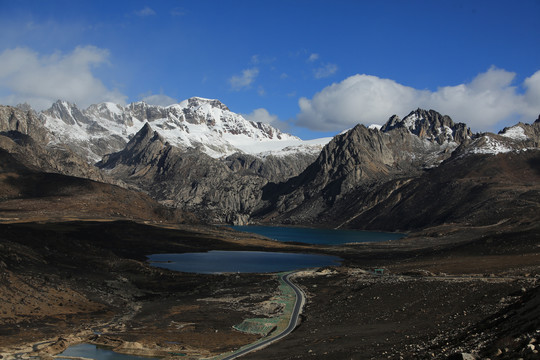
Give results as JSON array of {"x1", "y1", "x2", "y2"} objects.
[
  {"x1": 468, "y1": 136, "x2": 513, "y2": 155},
  {"x1": 500, "y1": 126, "x2": 528, "y2": 140},
  {"x1": 402, "y1": 113, "x2": 420, "y2": 131},
  {"x1": 40, "y1": 97, "x2": 329, "y2": 162}
]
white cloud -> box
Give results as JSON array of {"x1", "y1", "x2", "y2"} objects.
[
  {"x1": 140, "y1": 93, "x2": 177, "y2": 107},
  {"x1": 134, "y1": 6, "x2": 156, "y2": 17},
  {"x1": 296, "y1": 67, "x2": 540, "y2": 132},
  {"x1": 308, "y1": 53, "x2": 319, "y2": 62},
  {"x1": 229, "y1": 67, "x2": 259, "y2": 90},
  {"x1": 522, "y1": 70, "x2": 540, "y2": 119},
  {"x1": 0, "y1": 46, "x2": 127, "y2": 110},
  {"x1": 243, "y1": 108, "x2": 290, "y2": 132},
  {"x1": 314, "y1": 63, "x2": 338, "y2": 79}
]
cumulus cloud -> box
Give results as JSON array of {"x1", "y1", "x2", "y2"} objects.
[
  {"x1": 296, "y1": 67, "x2": 540, "y2": 132},
  {"x1": 0, "y1": 46, "x2": 127, "y2": 110},
  {"x1": 229, "y1": 67, "x2": 259, "y2": 91},
  {"x1": 140, "y1": 93, "x2": 177, "y2": 107},
  {"x1": 243, "y1": 108, "x2": 290, "y2": 132},
  {"x1": 522, "y1": 71, "x2": 540, "y2": 118},
  {"x1": 314, "y1": 63, "x2": 338, "y2": 79}
]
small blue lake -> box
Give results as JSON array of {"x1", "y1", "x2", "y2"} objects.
[
  {"x1": 57, "y1": 343, "x2": 157, "y2": 360},
  {"x1": 148, "y1": 250, "x2": 341, "y2": 274},
  {"x1": 231, "y1": 225, "x2": 404, "y2": 245}
]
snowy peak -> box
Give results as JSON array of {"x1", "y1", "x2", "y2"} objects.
[
  {"x1": 43, "y1": 100, "x2": 89, "y2": 126},
  {"x1": 167, "y1": 97, "x2": 296, "y2": 142},
  {"x1": 463, "y1": 116, "x2": 540, "y2": 155},
  {"x1": 38, "y1": 97, "x2": 328, "y2": 162},
  {"x1": 129, "y1": 122, "x2": 162, "y2": 146},
  {"x1": 85, "y1": 102, "x2": 134, "y2": 126},
  {"x1": 499, "y1": 124, "x2": 529, "y2": 141},
  {"x1": 178, "y1": 97, "x2": 230, "y2": 111},
  {"x1": 381, "y1": 109, "x2": 473, "y2": 145},
  {"x1": 499, "y1": 118, "x2": 540, "y2": 144}
]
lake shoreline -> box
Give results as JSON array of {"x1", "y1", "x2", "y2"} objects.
[{"x1": 1, "y1": 219, "x2": 539, "y2": 359}]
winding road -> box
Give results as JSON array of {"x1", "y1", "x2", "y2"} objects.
[{"x1": 220, "y1": 271, "x2": 305, "y2": 360}]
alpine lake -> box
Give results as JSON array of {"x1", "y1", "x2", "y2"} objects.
[
  {"x1": 147, "y1": 226, "x2": 403, "y2": 274},
  {"x1": 59, "y1": 226, "x2": 404, "y2": 359}
]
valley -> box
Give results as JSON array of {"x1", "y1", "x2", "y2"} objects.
[
  {"x1": 0, "y1": 99, "x2": 539, "y2": 359},
  {"x1": 1, "y1": 219, "x2": 538, "y2": 359}
]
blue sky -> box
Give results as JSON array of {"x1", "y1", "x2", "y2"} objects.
[{"x1": 0, "y1": 0, "x2": 539, "y2": 139}]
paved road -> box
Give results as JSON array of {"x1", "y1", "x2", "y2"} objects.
[{"x1": 221, "y1": 271, "x2": 305, "y2": 360}]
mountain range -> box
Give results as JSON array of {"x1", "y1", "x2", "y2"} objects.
[
  {"x1": 0, "y1": 98, "x2": 539, "y2": 230},
  {"x1": 40, "y1": 97, "x2": 330, "y2": 162}
]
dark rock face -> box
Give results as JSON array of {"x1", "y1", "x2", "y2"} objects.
[
  {"x1": 0, "y1": 149, "x2": 190, "y2": 223},
  {"x1": 0, "y1": 105, "x2": 48, "y2": 144},
  {"x1": 224, "y1": 152, "x2": 318, "y2": 183},
  {"x1": 0, "y1": 106, "x2": 113, "y2": 184},
  {"x1": 97, "y1": 124, "x2": 270, "y2": 224},
  {"x1": 381, "y1": 108, "x2": 473, "y2": 145},
  {"x1": 255, "y1": 110, "x2": 474, "y2": 225},
  {"x1": 2, "y1": 99, "x2": 539, "y2": 230},
  {"x1": 254, "y1": 111, "x2": 540, "y2": 231},
  {"x1": 0, "y1": 102, "x2": 317, "y2": 224}
]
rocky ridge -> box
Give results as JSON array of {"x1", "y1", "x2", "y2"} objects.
[
  {"x1": 97, "y1": 123, "x2": 316, "y2": 224},
  {"x1": 40, "y1": 97, "x2": 329, "y2": 162},
  {"x1": 254, "y1": 109, "x2": 477, "y2": 225},
  {"x1": 1, "y1": 98, "x2": 539, "y2": 229},
  {"x1": 0, "y1": 99, "x2": 326, "y2": 224},
  {"x1": 0, "y1": 106, "x2": 114, "y2": 184},
  {"x1": 253, "y1": 111, "x2": 540, "y2": 231}
]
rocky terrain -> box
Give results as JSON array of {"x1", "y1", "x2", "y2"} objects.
[
  {"x1": 96, "y1": 123, "x2": 318, "y2": 224},
  {"x1": 0, "y1": 96, "x2": 539, "y2": 359},
  {"x1": 3, "y1": 99, "x2": 538, "y2": 229},
  {"x1": 40, "y1": 97, "x2": 327, "y2": 162},
  {"x1": 0, "y1": 217, "x2": 538, "y2": 360},
  {"x1": 0, "y1": 147, "x2": 191, "y2": 223},
  {"x1": 0, "y1": 100, "x2": 327, "y2": 223},
  {"x1": 254, "y1": 112, "x2": 540, "y2": 232}
]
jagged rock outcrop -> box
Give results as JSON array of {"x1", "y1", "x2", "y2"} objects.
[
  {"x1": 0, "y1": 106, "x2": 114, "y2": 184},
  {"x1": 254, "y1": 112, "x2": 540, "y2": 231},
  {"x1": 254, "y1": 109, "x2": 474, "y2": 224},
  {"x1": 98, "y1": 123, "x2": 271, "y2": 224},
  {"x1": 381, "y1": 108, "x2": 473, "y2": 145},
  {"x1": 224, "y1": 152, "x2": 319, "y2": 183},
  {"x1": 39, "y1": 97, "x2": 324, "y2": 162},
  {"x1": 455, "y1": 115, "x2": 540, "y2": 156},
  {"x1": 0, "y1": 105, "x2": 49, "y2": 143}
]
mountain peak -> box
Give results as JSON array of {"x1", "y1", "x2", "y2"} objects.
[
  {"x1": 381, "y1": 109, "x2": 472, "y2": 145},
  {"x1": 43, "y1": 100, "x2": 88, "y2": 126},
  {"x1": 179, "y1": 97, "x2": 230, "y2": 111}
]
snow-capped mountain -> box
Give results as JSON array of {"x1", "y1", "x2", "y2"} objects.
[
  {"x1": 380, "y1": 108, "x2": 473, "y2": 145},
  {"x1": 41, "y1": 97, "x2": 330, "y2": 162},
  {"x1": 458, "y1": 118, "x2": 540, "y2": 155}
]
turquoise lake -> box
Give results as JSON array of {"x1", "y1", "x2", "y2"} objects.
[
  {"x1": 148, "y1": 250, "x2": 342, "y2": 274},
  {"x1": 231, "y1": 225, "x2": 404, "y2": 245}
]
